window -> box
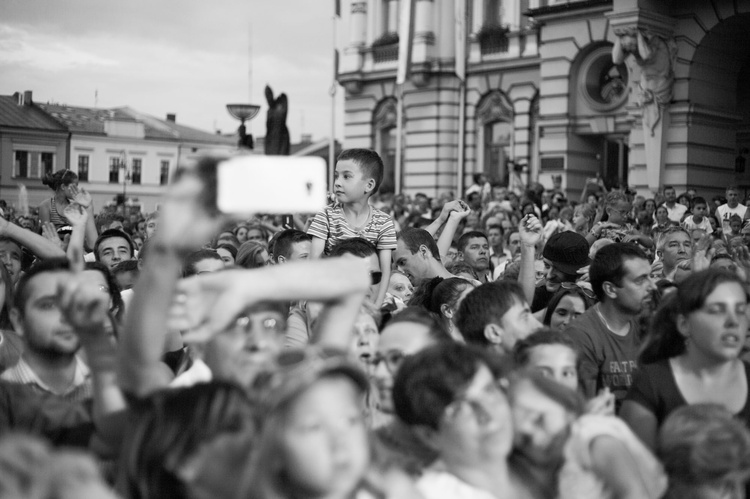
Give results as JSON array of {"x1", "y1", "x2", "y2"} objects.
[
  {"x1": 160, "y1": 160, "x2": 170, "y2": 185},
  {"x1": 373, "y1": 98, "x2": 398, "y2": 193},
  {"x1": 484, "y1": 121, "x2": 513, "y2": 185},
  {"x1": 14, "y1": 151, "x2": 29, "y2": 178},
  {"x1": 476, "y1": 90, "x2": 514, "y2": 185},
  {"x1": 131, "y1": 158, "x2": 142, "y2": 185},
  {"x1": 41, "y1": 152, "x2": 54, "y2": 177},
  {"x1": 77, "y1": 155, "x2": 89, "y2": 182},
  {"x1": 109, "y1": 157, "x2": 120, "y2": 183}
]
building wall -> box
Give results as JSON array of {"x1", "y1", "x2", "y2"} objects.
[
  {"x1": 0, "y1": 128, "x2": 69, "y2": 209},
  {"x1": 340, "y1": 0, "x2": 750, "y2": 199}
]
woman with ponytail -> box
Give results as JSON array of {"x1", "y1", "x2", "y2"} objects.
[{"x1": 38, "y1": 169, "x2": 98, "y2": 250}]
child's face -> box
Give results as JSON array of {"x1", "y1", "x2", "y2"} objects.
[
  {"x1": 693, "y1": 203, "x2": 707, "y2": 218},
  {"x1": 280, "y1": 377, "x2": 369, "y2": 497},
  {"x1": 525, "y1": 344, "x2": 578, "y2": 391},
  {"x1": 388, "y1": 273, "x2": 413, "y2": 303},
  {"x1": 333, "y1": 160, "x2": 373, "y2": 203},
  {"x1": 731, "y1": 219, "x2": 742, "y2": 234},
  {"x1": 510, "y1": 378, "x2": 575, "y2": 465}
]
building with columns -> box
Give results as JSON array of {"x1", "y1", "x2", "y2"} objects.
[{"x1": 337, "y1": 0, "x2": 750, "y2": 199}]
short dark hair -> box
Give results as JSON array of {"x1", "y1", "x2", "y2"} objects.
[
  {"x1": 512, "y1": 328, "x2": 578, "y2": 368},
  {"x1": 393, "y1": 342, "x2": 495, "y2": 430},
  {"x1": 692, "y1": 196, "x2": 707, "y2": 207},
  {"x1": 13, "y1": 258, "x2": 69, "y2": 315},
  {"x1": 328, "y1": 237, "x2": 376, "y2": 258},
  {"x1": 337, "y1": 148, "x2": 384, "y2": 194},
  {"x1": 183, "y1": 249, "x2": 223, "y2": 278},
  {"x1": 663, "y1": 185, "x2": 675, "y2": 193},
  {"x1": 272, "y1": 229, "x2": 312, "y2": 262},
  {"x1": 454, "y1": 281, "x2": 525, "y2": 347},
  {"x1": 457, "y1": 231, "x2": 488, "y2": 253},
  {"x1": 487, "y1": 224, "x2": 504, "y2": 235},
  {"x1": 589, "y1": 243, "x2": 648, "y2": 302},
  {"x1": 94, "y1": 229, "x2": 135, "y2": 261},
  {"x1": 381, "y1": 306, "x2": 452, "y2": 342},
  {"x1": 397, "y1": 227, "x2": 440, "y2": 261}
]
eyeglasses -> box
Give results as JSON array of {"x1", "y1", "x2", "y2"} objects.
[
  {"x1": 370, "y1": 271, "x2": 382, "y2": 285},
  {"x1": 560, "y1": 282, "x2": 596, "y2": 300},
  {"x1": 368, "y1": 350, "x2": 404, "y2": 374}
]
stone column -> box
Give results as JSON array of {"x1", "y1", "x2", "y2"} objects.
[
  {"x1": 342, "y1": 1, "x2": 368, "y2": 73},
  {"x1": 412, "y1": 0, "x2": 434, "y2": 67}
]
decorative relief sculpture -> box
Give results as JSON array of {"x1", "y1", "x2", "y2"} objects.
[{"x1": 612, "y1": 28, "x2": 677, "y2": 135}]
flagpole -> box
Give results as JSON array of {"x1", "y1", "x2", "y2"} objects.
[
  {"x1": 330, "y1": 10, "x2": 338, "y2": 190},
  {"x1": 455, "y1": 0, "x2": 467, "y2": 198},
  {"x1": 395, "y1": 0, "x2": 415, "y2": 195}
]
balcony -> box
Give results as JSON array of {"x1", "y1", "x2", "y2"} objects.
[
  {"x1": 477, "y1": 23, "x2": 510, "y2": 55},
  {"x1": 372, "y1": 32, "x2": 399, "y2": 63}
]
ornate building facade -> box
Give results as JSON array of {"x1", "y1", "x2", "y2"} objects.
[{"x1": 337, "y1": 0, "x2": 750, "y2": 198}]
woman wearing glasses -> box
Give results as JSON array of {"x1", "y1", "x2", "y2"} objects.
[{"x1": 621, "y1": 269, "x2": 750, "y2": 451}]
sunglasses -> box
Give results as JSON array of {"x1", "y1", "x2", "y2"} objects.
[
  {"x1": 560, "y1": 282, "x2": 596, "y2": 300},
  {"x1": 370, "y1": 271, "x2": 382, "y2": 285}
]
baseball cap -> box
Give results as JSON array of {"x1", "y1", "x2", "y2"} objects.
[{"x1": 542, "y1": 232, "x2": 591, "y2": 275}]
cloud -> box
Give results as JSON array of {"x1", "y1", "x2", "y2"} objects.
[{"x1": 0, "y1": 25, "x2": 119, "y2": 71}]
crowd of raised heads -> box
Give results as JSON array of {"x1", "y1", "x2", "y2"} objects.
[{"x1": 3, "y1": 153, "x2": 750, "y2": 499}]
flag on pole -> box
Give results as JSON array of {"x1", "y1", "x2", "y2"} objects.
[
  {"x1": 455, "y1": 0, "x2": 467, "y2": 81},
  {"x1": 334, "y1": 0, "x2": 340, "y2": 17},
  {"x1": 396, "y1": 0, "x2": 416, "y2": 85},
  {"x1": 333, "y1": 49, "x2": 339, "y2": 83}
]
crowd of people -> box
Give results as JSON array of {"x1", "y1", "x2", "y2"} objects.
[{"x1": 1, "y1": 149, "x2": 750, "y2": 499}]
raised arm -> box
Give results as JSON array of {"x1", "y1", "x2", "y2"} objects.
[
  {"x1": 437, "y1": 207, "x2": 471, "y2": 258},
  {"x1": 0, "y1": 218, "x2": 65, "y2": 260},
  {"x1": 118, "y1": 166, "x2": 226, "y2": 397},
  {"x1": 518, "y1": 215, "x2": 542, "y2": 304},
  {"x1": 177, "y1": 257, "x2": 370, "y2": 350},
  {"x1": 424, "y1": 200, "x2": 467, "y2": 237}
]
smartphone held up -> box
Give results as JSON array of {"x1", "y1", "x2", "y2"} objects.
[{"x1": 216, "y1": 155, "x2": 327, "y2": 215}]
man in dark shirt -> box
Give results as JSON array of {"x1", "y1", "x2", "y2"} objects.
[{"x1": 566, "y1": 243, "x2": 655, "y2": 409}]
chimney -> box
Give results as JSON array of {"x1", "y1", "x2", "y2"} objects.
[
  {"x1": 23, "y1": 91, "x2": 32, "y2": 106},
  {"x1": 166, "y1": 113, "x2": 176, "y2": 122}
]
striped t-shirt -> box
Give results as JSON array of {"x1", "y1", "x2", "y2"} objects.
[{"x1": 307, "y1": 204, "x2": 397, "y2": 255}]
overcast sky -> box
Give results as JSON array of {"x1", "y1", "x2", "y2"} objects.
[{"x1": 0, "y1": 0, "x2": 345, "y2": 142}]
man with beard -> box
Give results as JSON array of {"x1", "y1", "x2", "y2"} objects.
[
  {"x1": 457, "y1": 231, "x2": 491, "y2": 283},
  {"x1": 2, "y1": 259, "x2": 92, "y2": 402},
  {"x1": 518, "y1": 215, "x2": 591, "y2": 312},
  {"x1": 566, "y1": 243, "x2": 656, "y2": 410}
]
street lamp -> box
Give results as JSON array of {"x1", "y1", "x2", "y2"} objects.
[
  {"x1": 226, "y1": 104, "x2": 260, "y2": 149},
  {"x1": 118, "y1": 150, "x2": 130, "y2": 214}
]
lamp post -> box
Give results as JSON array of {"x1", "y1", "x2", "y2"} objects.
[
  {"x1": 226, "y1": 104, "x2": 261, "y2": 149},
  {"x1": 118, "y1": 150, "x2": 130, "y2": 215}
]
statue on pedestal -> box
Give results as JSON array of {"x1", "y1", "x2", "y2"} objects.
[{"x1": 264, "y1": 85, "x2": 290, "y2": 156}]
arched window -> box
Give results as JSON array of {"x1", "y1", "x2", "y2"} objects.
[
  {"x1": 373, "y1": 98, "x2": 398, "y2": 193},
  {"x1": 476, "y1": 91, "x2": 514, "y2": 185}
]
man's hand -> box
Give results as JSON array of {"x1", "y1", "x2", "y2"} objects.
[
  {"x1": 41, "y1": 222, "x2": 62, "y2": 248},
  {"x1": 440, "y1": 200, "x2": 469, "y2": 220},
  {"x1": 57, "y1": 253, "x2": 110, "y2": 341},
  {"x1": 519, "y1": 214, "x2": 542, "y2": 247},
  {"x1": 155, "y1": 164, "x2": 228, "y2": 253}
]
